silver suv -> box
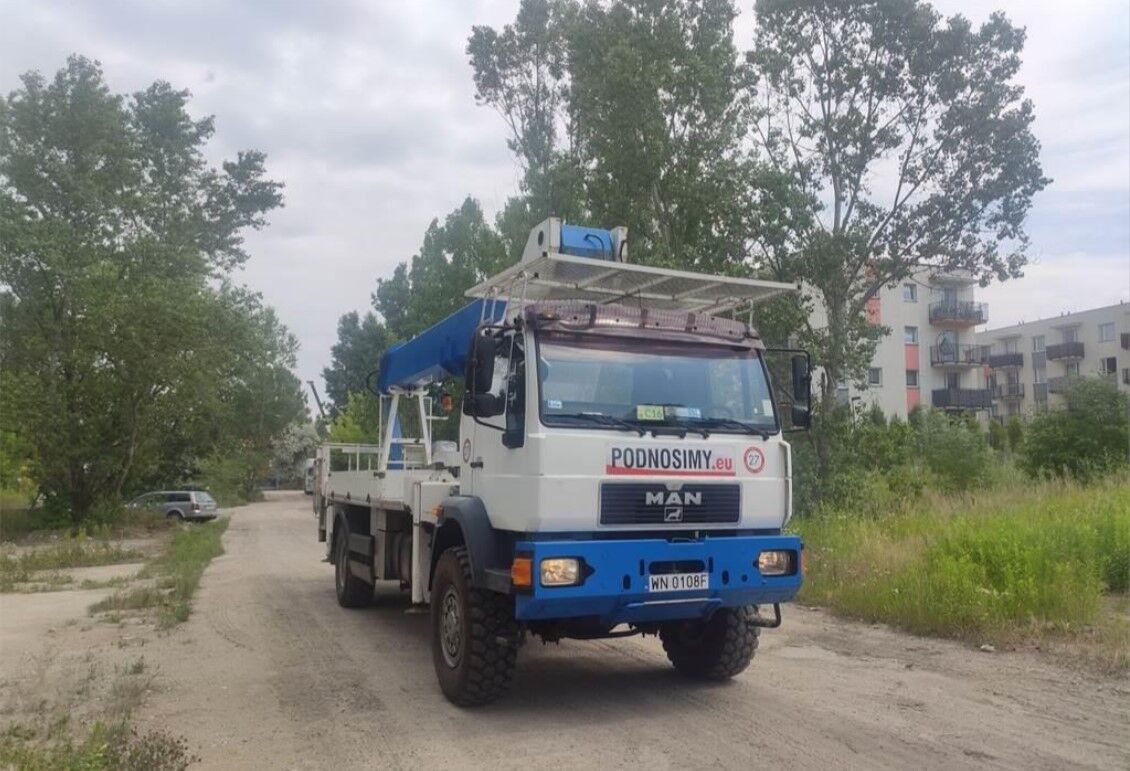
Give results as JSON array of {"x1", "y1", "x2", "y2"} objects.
[{"x1": 128, "y1": 490, "x2": 219, "y2": 521}]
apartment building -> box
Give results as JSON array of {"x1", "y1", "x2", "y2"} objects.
[
  {"x1": 819, "y1": 269, "x2": 991, "y2": 419},
  {"x1": 976, "y1": 302, "x2": 1130, "y2": 419}
]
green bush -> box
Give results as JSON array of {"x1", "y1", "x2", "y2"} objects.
[
  {"x1": 988, "y1": 420, "x2": 1007, "y2": 451},
  {"x1": 1006, "y1": 415, "x2": 1024, "y2": 452},
  {"x1": 1020, "y1": 377, "x2": 1129, "y2": 481},
  {"x1": 794, "y1": 477, "x2": 1130, "y2": 642}
]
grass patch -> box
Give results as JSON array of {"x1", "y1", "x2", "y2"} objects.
[
  {"x1": 0, "y1": 538, "x2": 144, "y2": 592},
  {"x1": 1, "y1": 503, "x2": 170, "y2": 543},
  {"x1": 794, "y1": 477, "x2": 1130, "y2": 667},
  {"x1": 0, "y1": 722, "x2": 197, "y2": 771},
  {"x1": 90, "y1": 518, "x2": 228, "y2": 628}
]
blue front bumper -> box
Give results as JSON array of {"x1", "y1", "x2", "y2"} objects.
[{"x1": 514, "y1": 534, "x2": 802, "y2": 626}]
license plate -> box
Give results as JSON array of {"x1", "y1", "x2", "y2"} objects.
[{"x1": 648, "y1": 572, "x2": 709, "y2": 592}]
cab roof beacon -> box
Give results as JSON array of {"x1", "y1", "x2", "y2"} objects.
[{"x1": 313, "y1": 218, "x2": 810, "y2": 707}]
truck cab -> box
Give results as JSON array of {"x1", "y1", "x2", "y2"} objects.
[{"x1": 319, "y1": 219, "x2": 808, "y2": 706}]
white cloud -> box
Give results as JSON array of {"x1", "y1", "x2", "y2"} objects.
[
  {"x1": 2, "y1": 0, "x2": 1127, "y2": 394},
  {"x1": 980, "y1": 252, "x2": 1129, "y2": 330}
]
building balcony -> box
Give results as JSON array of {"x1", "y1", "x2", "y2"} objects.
[
  {"x1": 932, "y1": 387, "x2": 992, "y2": 410},
  {"x1": 930, "y1": 344, "x2": 987, "y2": 368},
  {"x1": 1046, "y1": 341, "x2": 1084, "y2": 361},
  {"x1": 929, "y1": 301, "x2": 988, "y2": 326},
  {"x1": 1047, "y1": 376, "x2": 1077, "y2": 395},
  {"x1": 987, "y1": 351, "x2": 1024, "y2": 369},
  {"x1": 993, "y1": 382, "x2": 1025, "y2": 400}
]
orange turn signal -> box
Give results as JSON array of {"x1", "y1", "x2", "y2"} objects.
[
  {"x1": 511, "y1": 557, "x2": 532, "y2": 588},
  {"x1": 440, "y1": 392, "x2": 454, "y2": 413}
]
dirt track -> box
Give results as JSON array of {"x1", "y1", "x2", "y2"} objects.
[{"x1": 131, "y1": 493, "x2": 1128, "y2": 770}]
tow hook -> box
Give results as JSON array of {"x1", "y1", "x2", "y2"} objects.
[{"x1": 749, "y1": 604, "x2": 782, "y2": 629}]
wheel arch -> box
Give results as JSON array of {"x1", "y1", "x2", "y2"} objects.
[{"x1": 430, "y1": 496, "x2": 508, "y2": 591}]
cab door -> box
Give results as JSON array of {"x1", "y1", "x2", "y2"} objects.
[{"x1": 460, "y1": 328, "x2": 531, "y2": 528}]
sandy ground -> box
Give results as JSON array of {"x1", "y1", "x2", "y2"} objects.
[{"x1": 4, "y1": 493, "x2": 1128, "y2": 770}]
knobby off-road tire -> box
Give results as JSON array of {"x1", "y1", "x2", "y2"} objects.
[
  {"x1": 660, "y1": 605, "x2": 760, "y2": 680},
  {"x1": 431, "y1": 547, "x2": 519, "y2": 706},
  {"x1": 334, "y1": 520, "x2": 371, "y2": 608}
]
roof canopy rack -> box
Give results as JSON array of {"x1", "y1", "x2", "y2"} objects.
[{"x1": 465, "y1": 251, "x2": 799, "y2": 317}]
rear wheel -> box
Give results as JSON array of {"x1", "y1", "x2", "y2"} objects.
[
  {"x1": 334, "y1": 520, "x2": 371, "y2": 608},
  {"x1": 430, "y1": 547, "x2": 518, "y2": 706},
  {"x1": 660, "y1": 606, "x2": 759, "y2": 680}
]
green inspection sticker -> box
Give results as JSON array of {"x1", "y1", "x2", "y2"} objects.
[{"x1": 635, "y1": 404, "x2": 666, "y2": 421}]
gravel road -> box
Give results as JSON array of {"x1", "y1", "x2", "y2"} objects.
[{"x1": 135, "y1": 493, "x2": 1129, "y2": 770}]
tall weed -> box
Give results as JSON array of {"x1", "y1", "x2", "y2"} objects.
[{"x1": 794, "y1": 477, "x2": 1130, "y2": 642}]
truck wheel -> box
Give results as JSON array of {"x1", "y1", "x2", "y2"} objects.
[
  {"x1": 334, "y1": 521, "x2": 371, "y2": 608},
  {"x1": 431, "y1": 547, "x2": 518, "y2": 706},
  {"x1": 660, "y1": 605, "x2": 759, "y2": 680}
]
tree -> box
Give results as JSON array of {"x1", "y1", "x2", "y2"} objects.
[
  {"x1": 567, "y1": 0, "x2": 753, "y2": 270},
  {"x1": 470, "y1": 0, "x2": 767, "y2": 273},
  {"x1": 746, "y1": 0, "x2": 1048, "y2": 418},
  {"x1": 373, "y1": 197, "x2": 512, "y2": 341},
  {"x1": 1021, "y1": 378, "x2": 1129, "y2": 481},
  {"x1": 322, "y1": 311, "x2": 388, "y2": 410},
  {"x1": 326, "y1": 391, "x2": 382, "y2": 445},
  {"x1": 468, "y1": 0, "x2": 582, "y2": 235},
  {"x1": 0, "y1": 56, "x2": 292, "y2": 519}
]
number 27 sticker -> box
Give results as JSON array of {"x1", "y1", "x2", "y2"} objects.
[{"x1": 743, "y1": 446, "x2": 765, "y2": 474}]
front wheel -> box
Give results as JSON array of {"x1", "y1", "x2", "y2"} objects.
[
  {"x1": 430, "y1": 547, "x2": 518, "y2": 706},
  {"x1": 660, "y1": 605, "x2": 760, "y2": 680}
]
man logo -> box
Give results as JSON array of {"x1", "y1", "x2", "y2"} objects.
[{"x1": 645, "y1": 491, "x2": 702, "y2": 507}]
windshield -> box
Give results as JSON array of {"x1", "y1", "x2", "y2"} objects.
[{"x1": 536, "y1": 333, "x2": 778, "y2": 433}]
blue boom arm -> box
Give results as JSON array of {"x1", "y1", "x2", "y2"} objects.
[{"x1": 376, "y1": 299, "x2": 507, "y2": 394}]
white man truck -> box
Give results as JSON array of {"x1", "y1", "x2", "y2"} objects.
[{"x1": 314, "y1": 219, "x2": 810, "y2": 706}]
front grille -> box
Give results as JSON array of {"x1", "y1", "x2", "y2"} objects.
[{"x1": 599, "y1": 483, "x2": 740, "y2": 525}]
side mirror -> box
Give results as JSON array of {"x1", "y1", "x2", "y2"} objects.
[
  {"x1": 791, "y1": 404, "x2": 811, "y2": 429},
  {"x1": 472, "y1": 335, "x2": 497, "y2": 394},
  {"x1": 470, "y1": 392, "x2": 504, "y2": 418},
  {"x1": 791, "y1": 354, "x2": 810, "y2": 403}
]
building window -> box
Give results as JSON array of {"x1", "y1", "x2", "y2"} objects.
[
  {"x1": 868, "y1": 367, "x2": 883, "y2": 387},
  {"x1": 902, "y1": 283, "x2": 917, "y2": 302},
  {"x1": 1099, "y1": 322, "x2": 1115, "y2": 343},
  {"x1": 1032, "y1": 335, "x2": 1044, "y2": 352},
  {"x1": 1065, "y1": 361, "x2": 1080, "y2": 377},
  {"x1": 904, "y1": 326, "x2": 918, "y2": 344},
  {"x1": 835, "y1": 385, "x2": 850, "y2": 406},
  {"x1": 1063, "y1": 327, "x2": 1078, "y2": 344},
  {"x1": 1002, "y1": 338, "x2": 1018, "y2": 353},
  {"x1": 1100, "y1": 356, "x2": 1117, "y2": 375},
  {"x1": 905, "y1": 369, "x2": 919, "y2": 387},
  {"x1": 1033, "y1": 367, "x2": 1045, "y2": 384}
]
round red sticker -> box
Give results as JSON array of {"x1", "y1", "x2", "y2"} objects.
[
  {"x1": 462, "y1": 439, "x2": 472, "y2": 464},
  {"x1": 743, "y1": 446, "x2": 765, "y2": 474}
]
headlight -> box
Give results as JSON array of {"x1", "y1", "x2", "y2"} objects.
[
  {"x1": 757, "y1": 550, "x2": 794, "y2": 576},
  {"x1": 540, "y1": 557, "x2": 581, "y2": 586}
]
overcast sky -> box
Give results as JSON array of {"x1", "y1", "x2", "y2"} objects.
[{"x1": 2, "y1": 0, "x2": 1127, "y2": 396}]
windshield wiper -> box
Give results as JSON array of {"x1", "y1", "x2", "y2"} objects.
[
  {"x1": 690, "y1": 417, "x2": 776, "y2": 439},
  {"x1": 550, "y1": 412, "x2": 647, "y2": 436}
]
